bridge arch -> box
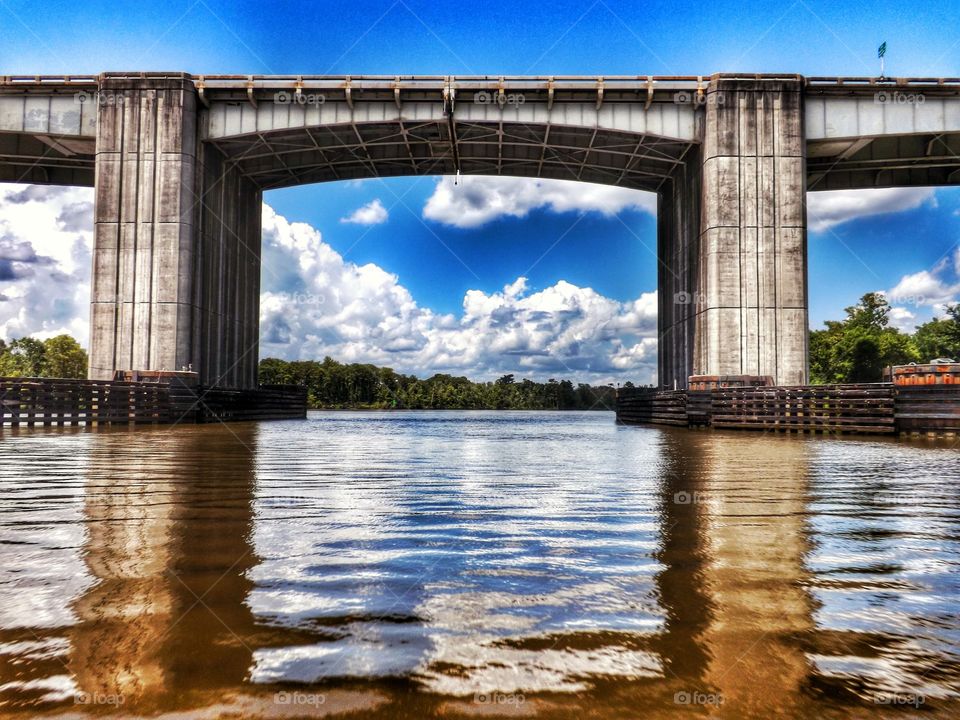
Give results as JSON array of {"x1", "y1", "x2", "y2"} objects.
[
  {"x1": 206, "y1": 120, "x2": 694, "y2": 193},
  {"x1": 5, "y1": 73, "x2": 957, "y2": 389}
]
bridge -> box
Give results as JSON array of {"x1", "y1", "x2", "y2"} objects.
[{"x1": 2, "y1": 72, "x2": 959, "y2": 389}]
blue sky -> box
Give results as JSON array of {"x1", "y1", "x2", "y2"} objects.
[
  {"x1": 2, "y1": 0, "x2": 958, "y2": 77},
  {"x1": 267, "y1": 180, "x2": 659, "y2": 315},
  {"x1": 1, "y1": 0, "x2": 960, "y2": 383}
]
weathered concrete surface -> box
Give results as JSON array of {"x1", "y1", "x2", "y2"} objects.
[
  {"x1": 806, "y1": 93, "x2": 960, "y2": 140},
  {"x1": 194, "y1": 142, "x2": 262, "y2": 389},
  {"x1": 90, "y1": 74, "x2": 260, "y2": 388},
  {"x1": 657, "y1": 145, "x2": 702, "y2": 390},
  {"x1": 0, "y1": 89, "x2": 97, "y2": 137},
  {"x1": 658, "y1": 78, "x2": 808, "y2": 387},
  {"x1": 90, "y1": 75, "x2": 199, "y2": 381},
  {"x1": 696, "y1": 78, "x2": 808, "y2": 386},
  {"x1": 0, "y1": 86, "x2": 97, "y2": 185}
]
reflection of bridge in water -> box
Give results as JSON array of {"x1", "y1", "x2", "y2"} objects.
[
  {"x1": 3, "y1": 74, "x2": 960, "y2": 389},
  {"x1": 1, "y1": 421, "x2": 955, "y2": 717}
]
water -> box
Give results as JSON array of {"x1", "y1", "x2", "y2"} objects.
[{"x1": 0, "y1": 411, "x2": 958, "y2": 718}]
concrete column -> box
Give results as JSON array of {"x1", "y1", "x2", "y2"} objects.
[
  {"x1": 658, "y1": 78, "x2": 808, "y2": 387},
  {"x1": 90, "y1": 75, "x2": 198, "y2": 381},
  {"x1": 698, "y1": 78, "x2": 808, "y2": 385},
  {"x1": 195, "y1": 143, "x2": 262, "y2": 389},
  {"x1": 657, "y1": 147, "x2": 701, "y2": 391},
  {"x1": 89, "y1": 74, "x2": 261, "y2": 388}
]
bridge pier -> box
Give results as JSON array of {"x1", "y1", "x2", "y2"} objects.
[
  {"x1": 659, "y1": 78, "x2": 808, "y2": 388},
  {"x1": 89, "y1": 75, "x2": 261, "y2": 388},
  {"x1": 82, "y1": 73, "x2": 807, "y2": 391},
  {"x1": 657, "y1": 146, "x2": 701, "y2": 390}
]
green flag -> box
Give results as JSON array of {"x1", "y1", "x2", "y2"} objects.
[{"x1": 878, "y1": 41, "x2": 887, "y2": 58}]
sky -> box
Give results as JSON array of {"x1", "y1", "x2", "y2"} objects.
[{"x1": 1, "y1": 0, "x2": 960, "y2": 384}]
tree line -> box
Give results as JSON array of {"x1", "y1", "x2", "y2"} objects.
[
  {"x1": 258, "y1": 357, "x2": 618, "y2": 410},
  {"x1": 1, "y1": 293, "x2": 957, "y2": 394}
]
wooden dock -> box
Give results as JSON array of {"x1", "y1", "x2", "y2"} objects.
[
  {"x1": 616, "y1": 383, "x2": 960, "y2": 436},
  {"x1": 0, "y1": 378, "x2": 307, "y2": 427}
]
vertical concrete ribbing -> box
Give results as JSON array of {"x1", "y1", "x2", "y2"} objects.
[
  {"x1": 90, "y1": 76, "x2": 197, "y2": 381},
  {"x1": 657, "y1": 146, "x2": 702, "y2": 390},
  {"x1": 658, "y1": 78, "x2": 808, "y2": 387},
  {"x1": 196, "y1": 140, "x2": 262, "y2": 388},
  {"x1": 90, "y1": 74, "x2": 261, "y2": 388},
  {"x1": 697, "y1": 78, "x2": 808, "y2": 386}
]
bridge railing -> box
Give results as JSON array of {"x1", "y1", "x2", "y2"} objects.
[
  {"x1": 0, "y1": 75, "x2": 98, "y2": 86},
  {"x1": 806, "y1": 76, "x2": 960, "y2": 86},
  {"x1": 6, "y1": 73, "x2": 960, "y2": 91}
]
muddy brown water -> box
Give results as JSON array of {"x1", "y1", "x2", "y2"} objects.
[{"x1": 0, "y1": 411, "x2": 958, "y2": 718}]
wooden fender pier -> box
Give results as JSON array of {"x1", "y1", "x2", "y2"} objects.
[
  {"x1": 616, "y1": 383, "x2": 960, "y2": 436},
  {"x1": 0, "y1": 377, "x2": 306, "y2": 427}
]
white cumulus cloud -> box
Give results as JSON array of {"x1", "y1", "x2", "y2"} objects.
[
  {"x1": 260, "y1": 205, "x2": 658, "y2": 383},
  {"x1": 0, "y1": 187, "x2": 658, "y2": 383},
  {"x1": 807, "y1": 187, "x2": 936, "y2": 232},
  {"x1": 882, "y1": 247, "x2": 960, "y2": 330},
  {"x1": 423, "y1": 176, "x2": 657, "y2": 228},
  {"x1": 340, "y1": 198, "x2": 389, "y2": 225},
  {"x1": 887, "y1": 248, "x2": 960, "y2": 306},
  {"x1": 886, "y1": 305, "x2": 917, "y2": 332},
  {"x1": 0, "y1": 184, "x2": 93, "y2": 344}
]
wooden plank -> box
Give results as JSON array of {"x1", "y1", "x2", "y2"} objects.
[{"x1": 0, "y1": 378, "x2": 307, "y2": 427}]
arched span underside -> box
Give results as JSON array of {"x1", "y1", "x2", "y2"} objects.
[{"x1": 205, "y1": 121, "x2": 696, "y2": 193}]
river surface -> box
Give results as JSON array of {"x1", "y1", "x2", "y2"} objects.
[{"x1": 0, "y1": 411, "x2": 958, "y2": 718}]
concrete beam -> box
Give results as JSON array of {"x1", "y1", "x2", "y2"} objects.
[
  {"x1": 0, "y1": 92, "x2": 97, "y2": 137},
  {"x1": 806, "y1": 94, "x2": 960, "y2": 140},
  {"x1": 0, "y1": 131, "x2": 94, "y2": 186}
]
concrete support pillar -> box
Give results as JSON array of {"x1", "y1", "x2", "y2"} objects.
[
  {"x1": 698, "y1": 78, "x2": 808, "y2": 385},
  {"x1": 195, "y1": 144, "x2": 262, "y2": 389},
  {"x1": 89, "y1": 74, "x2": 261, "y2": 388},
  {"x1": 658, "y1": 78, "x2": 808, "y2": 387},
  {"x1": 90, "y1": 75, "x2": 198, "y2": 381},
  {"x1": 658, "y1": 147, "x2": 701, "y2": 391}
]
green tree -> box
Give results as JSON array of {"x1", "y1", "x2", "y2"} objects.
[
  {"x1": 809, "y1": 293, "x2": 919, "y2": 384},
  {"x1": 41, "y1": 335, "x2": 88, "y2": 378},
  {"x1": 0, "y1": 337, "x2": 46, "y2": 377},
  {"x1": 256, "y1": 356, "x2": 624, "y2": 411},
  {"x1": 845, "y1": 292, "x2": 890, "y2": 331},
  {"x1": 847, "y1": 333, "x2": 883, "y2": 383},
  {"x1": 913, "y1": 303, "x2": 960, "y2": 361}
]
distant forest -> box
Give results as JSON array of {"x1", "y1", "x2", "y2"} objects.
[{"x1": 258, "y1": 357, "x2": 620, "y2": 410}]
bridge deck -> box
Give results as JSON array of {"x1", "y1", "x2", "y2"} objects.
[{"x1": 4, "y1": 73, "x2": 960, "y2": 190}]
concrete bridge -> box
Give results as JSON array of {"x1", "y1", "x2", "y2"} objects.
[{"x1": 2, "y1": 72, "x2": 959, "y2": 389}]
